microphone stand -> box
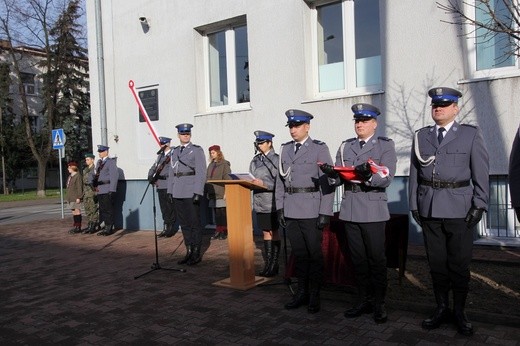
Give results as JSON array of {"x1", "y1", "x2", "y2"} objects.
[{"x1": 135, "y1": 160, "x2": 186, "y2": 279}]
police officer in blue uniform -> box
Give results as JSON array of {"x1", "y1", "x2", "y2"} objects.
[
  {"x1": 148, "y1": 136, "x2": 176, "y2": 238},
  {"x1": 275, "y1": 109, "x2": 335, "y2": 314},
  {"x1": 167, "y1": 124, "x2": 207, "y2": 265},
  {"x1": 249, "y1": 130, "x2": 280, "y2": 277},
  {"x1": 321, "y1": 103, "x2": 397, "y2": 324},
  {"x1": 409, "y1": 87, "x2": 489, "y2": 336},
  {"x1": 93, "y1": 145, "x2": 119, "y2": 236}
]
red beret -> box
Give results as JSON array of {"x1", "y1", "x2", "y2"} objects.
[{"x1": 209, "y1": 145, "x2": 221, "y2": 152}]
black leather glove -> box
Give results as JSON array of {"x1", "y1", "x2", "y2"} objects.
[
  {"x1": 168, "y1": 193, "x2": 174, "y2": 204},
  {"x1": 319, "y1": 163, "x2": 338, "y2": 178},
  {"x1": 465, "y1": 207, "x2": 484, "y2": 229},
  {"x1": 316, "y1": 214, "x2": 329, "y2": 230},
  {"x1": 354, "y1": 162, "x2": 372, "y2": 180},
  {"x1": 148, "y1": 175, "x2": 155, "y2": 184},
  {"x1": 277, "y1": 209, "x2": 286, "y2": 228},
  {"x1": 192, "y1": 193, "x2": 202, "y2": 205},
  {"x1": 411, "y1": 210, "x2": 422, "y2": 226}
]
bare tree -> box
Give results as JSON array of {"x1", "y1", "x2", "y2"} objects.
[
  {"x1": 438, "y1": 1, "x2": 520, "y2": 60},
  {"x1": 0, "y1": 0, "x2": 87, "y2": 197}
]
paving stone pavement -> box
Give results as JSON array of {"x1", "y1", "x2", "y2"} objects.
[{"x1": 0, "y1": 215, "x2": 519, "y2": 345}]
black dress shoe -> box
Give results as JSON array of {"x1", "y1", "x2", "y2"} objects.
[
  {"x1": 284, "y1": 293, "x2": 309, "y2": 310},
  {"x1": 68, "y1": 226, "x2": 82, "y2": 234},
  {"x1": 373, "y1": 304, "x2": 387, "y2": 324},
  {"x1": 218, "y1": 232, "x2": 227, "y2": 240},
  {"x1": 454, "y1": 310, "x2": 473, "y2": 336},
  {"x1": 157, "y1": 231, "x2": 167, "y2": 238},
  {"x1": 422, "y1": 307, "x2": 452, "y2": 330},
  {"x1": 210, "y1": 231, "x2": 220, "y2": 240},
  {"x1": 344, "y1": 301, "x2": 373, "y2": 318}
]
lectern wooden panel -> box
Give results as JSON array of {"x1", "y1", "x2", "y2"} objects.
[{"x1": 207, "y1": 180, "x2": 271, "y2": 290}]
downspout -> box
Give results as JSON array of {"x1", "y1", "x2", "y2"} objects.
[{"x1": 94, "y1": 0, "x2": 108, "y2": 145}]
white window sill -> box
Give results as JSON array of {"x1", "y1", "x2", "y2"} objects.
[
  {"x1": 195, "y1": 103, "x2": 252, "y2": 116},
  {"x1": 459, "y1": 71, "x2": 520, "y2": 84},
  {"x1": 302, "y1": 89, "x2": 385, "y2": 104}
]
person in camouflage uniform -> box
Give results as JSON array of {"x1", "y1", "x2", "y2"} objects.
[{"x1": 82, "y1": 153, "x2": 99, "y2": 234}]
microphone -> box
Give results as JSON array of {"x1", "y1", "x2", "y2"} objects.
[{"x1": 156, "y1": 145, "x2": 166, "y2": 155}]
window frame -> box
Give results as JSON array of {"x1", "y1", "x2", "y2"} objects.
[
  {"x1": 20, "y1": 72, "x2": 36, "y2": 95},
  {"x1": 309, "y1": 0, "x2": 383, "y2": 99},
  {"x1": 197, "y1": 16, "x2": 250, "y2": 113},
  {"x1": 463, "y1": 0, "x2": 519, "y2": 80}
]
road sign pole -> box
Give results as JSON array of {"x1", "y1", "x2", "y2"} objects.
[{"x1": 58, "y1": 148, "x2": 64, "y2": 219}]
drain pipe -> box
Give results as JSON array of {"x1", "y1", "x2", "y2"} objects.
[{"x1": 94, "y1": 0, "x2": 108, "y2": 145}]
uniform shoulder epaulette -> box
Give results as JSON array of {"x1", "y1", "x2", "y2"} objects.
[
  {"x1": 378, "y1": 136, "x2": 392, "y2": 141},
  {"x1": 344, "y1": 138, "x2": 356, "y2": 143},
  {"x1": 312, "y1": 139, "x2": 325, "y2": 145},
  {"x1": 416, "y1": 126, "x2": 433, "y2": 133},
  {"x1": 281, "y1": 140, "x2": 292, "y2": 146},
  {"x1": 191, "y1": 144, "x2": 201, "y2": 148},
  {"x1": 461, "y1": 123, "x2": 477, "y2": 129}
]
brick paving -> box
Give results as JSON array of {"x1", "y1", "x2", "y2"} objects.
[{"x1": 0, "y1": 203, "x2": 519, "y2": 344}]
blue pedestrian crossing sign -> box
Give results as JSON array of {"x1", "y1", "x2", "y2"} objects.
[{"x1": 52, "y1": 128, "x2": 66, "y2": 149}]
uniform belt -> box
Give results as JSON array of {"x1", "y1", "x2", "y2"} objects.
[
  {"x1": 174, "y1": 172, "x2": 195, "y2": 177},
  {"x1": 420, "y1": 179, "x2": 470, "y2": 189},
  {"x1": 158, "y1": 175, "x2": 167, "y2": 180},
  {"x1": 285, "y1": 187, "x2": 318, "y2": 194},
  {"x1": 97, "y1": 181, "x2": 109, "y2": 185},
  {"x1": 343, "y1": 184, "x2": 386, "y2": 193}
]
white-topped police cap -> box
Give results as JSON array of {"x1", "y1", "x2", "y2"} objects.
[
  {"x1": 158, "y1": 136, "x2": 171, "y2": 145},
  {"x1": 175, "y1": 123, "x2": 193, "y2": 133},
  {"x1": 285, "y1": 109, "x2": 314, "y2": 126},
  {"x1": 254, "y1": 130, "x2": 275, "y2": 143},
  {"x1": 97, "y1": 144, "x2": 109, "y2": 152},
  {"x1": 351, "y1": 103, "x2": 381, "y2": 119},
  {"x1": 428, "y1": 87, "x2": 462, "y2": 106}
]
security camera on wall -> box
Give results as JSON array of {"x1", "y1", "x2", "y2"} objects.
[{"x1": 139, "y1": 15, "x2": 150, "y2": 33}]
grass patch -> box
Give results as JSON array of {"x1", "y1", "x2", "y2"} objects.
[{"x1": 0, "y1": 189, "x2": 61, "y2": 203}]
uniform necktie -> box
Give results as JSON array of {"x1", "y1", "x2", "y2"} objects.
[
  {"x1": 359, "y1": 140, "x2": 366, "y2": 149},
  {"x1": 180, "y1": 146, "x2": 185, "y2": 153},
  {"x1": 438, "y1": 127, "x2": 445, "y2": 144},
  {"x1": 295, "y1": 143, "x2": 301, "y2": 153}
]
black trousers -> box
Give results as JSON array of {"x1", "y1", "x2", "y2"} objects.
[
  {"x1": 157, "y1": 188, "x2": 175, "y2": 225},
  {"x1": 421, "y1": 218, "x2": 473, "y2": 296},
  {"x1": 97, "y1": 193, "x2": 114, "y2": 226},
  {"x1": 285, "y1": 218, "x2": 323, "y2": 283},
  {"x1": 344, "y1": 221, "x2": 387, "y2": 303},
  {"x1": 173, "y1": 198, "x2": 202, "y2": 247}
]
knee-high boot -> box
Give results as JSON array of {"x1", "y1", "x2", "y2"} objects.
[
  {"x1": 284, "y1": 275, "x2": 309, "y2": 309},
  {"x1": 178, "y1": 245, "x2": 193, "y2": 265},
  {"x1": 422, "y1": 290, "x2": 451, "y2": 330},
  {"x1": 453, "y1": 291, "x2": 473, "y2": 336},
  {"x1": 259, "y1": 240, "x2": 272, "y2": 276},
  {"x1": 264, "y1": 240, "x2": 280, "y2": 277}
]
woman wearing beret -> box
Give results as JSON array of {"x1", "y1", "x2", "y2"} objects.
[{"x1": 205, "y1": 145, "x2": 231, "y2": 240}]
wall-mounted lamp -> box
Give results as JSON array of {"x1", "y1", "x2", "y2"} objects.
[{"x1": 139, "y1": 16, "x2": 150, "y2": 33}]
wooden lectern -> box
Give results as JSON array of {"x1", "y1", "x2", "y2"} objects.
[{"x1": 207, "y1": 179, "x2": 272, "y2": 290}]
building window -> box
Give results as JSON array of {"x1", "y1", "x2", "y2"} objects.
[
  {"x1": 205, "y1": 23, "x2": 249, "y2": 109},
  {"x1": 20, "y1": 72, "x2": 36, "y2": 95},
  {"x1": 465, "y1": 0, "x2": 518, "y2": 78},
  {"x1": 313, "y1": 0, "x2": 382, "y2": 96},
  {"x1": 480, "y1": 176, "x2": 519, "y2": 239}
]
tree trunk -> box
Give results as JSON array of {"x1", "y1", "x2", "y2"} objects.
[{"x1": 36, "y1": 159, "x2": 47, "y2": 197}]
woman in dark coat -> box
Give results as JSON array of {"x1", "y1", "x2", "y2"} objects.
[{"x1": 205, "y1": 145, "x2": 231, "y2": 240}]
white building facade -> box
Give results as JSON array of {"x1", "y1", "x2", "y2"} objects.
[{"x1": 86, "y1": 0, "x2": 520, "y2": 243}]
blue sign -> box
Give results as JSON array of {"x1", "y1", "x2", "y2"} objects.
[{"x1": 52, "y1": 128, "x2": 65, "y2": 149}]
